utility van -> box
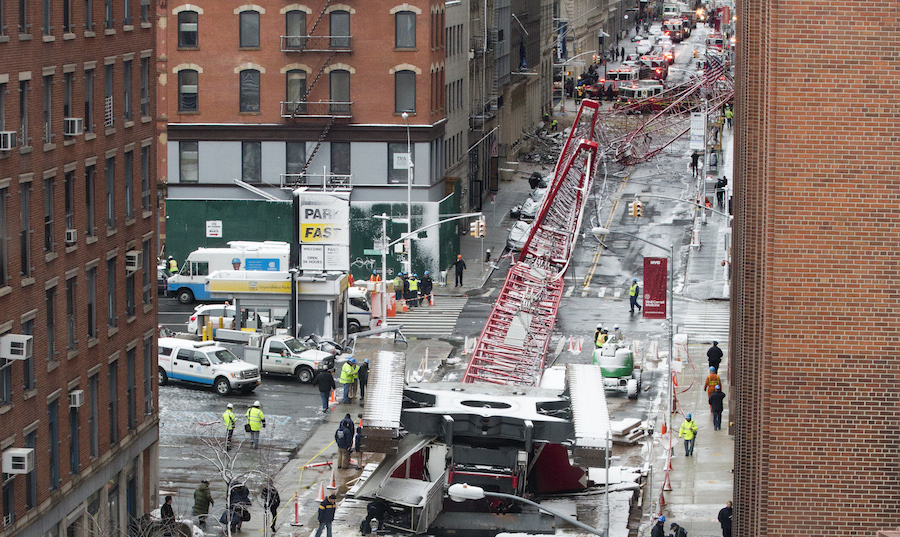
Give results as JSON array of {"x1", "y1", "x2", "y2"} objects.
[
  {"x1": 167, "y1": 241, "x2": 290, "y2": 304},
  {"x1": 347, "y1": 286, "x2": 373, "y2": 333},
  {"x1": 157, "y1": 338, "x2": 261, "y2": 395},
  {"x1": 218, "y1": 334, "x2": 337, "y2": 383}
]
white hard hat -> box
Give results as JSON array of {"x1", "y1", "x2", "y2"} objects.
[
  {"x1": 614, "y1": 324, "x2": 619, "y2": 329},
  {"x1": 226, "y1": 403, "x2": 233, "y2": 409},
  {"x1": 253, "y1": 401, "x2": 261, "y2": 407}
]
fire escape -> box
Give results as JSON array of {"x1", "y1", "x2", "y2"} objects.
[{"x1": 280, "y1": 0, "x2": 353, "y2": 188}]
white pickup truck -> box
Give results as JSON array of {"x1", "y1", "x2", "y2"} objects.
[
  {"x1": 220, "y1": 334, "x2": 337, "y2": 383},
  {"x1": 158, "y1": 338, "x2": 262, "y2": 395}
]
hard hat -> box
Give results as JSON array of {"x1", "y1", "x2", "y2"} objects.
[
  {"x1": 168, "y1": 255, "x2": 173, "y2": 260},
  {"x1": 614, "y1": 324, "x2": 619, "y2": 329},
  {"x1": 633, "y1": 278, "x2": 638, "y2": 282},
  {"x1": 710, "y1": 366, "x2": 716, "y2": 372},
  {"x1": 596, "y1": 323, "x2": 603, "y2": 329},
  {"x1": 686, "y1": 413, "x2": 692, "y2": 419},
  {"x1": 413, "y1": 273, "x2": 418, "y2": 278},
  {"x1": 715, "y1": 385, "x2": 721, "y2": 390},
  {"x1": 226, "y1": 403, "x2": 233, "y2": 409},
  {"x1": 348, "y1": 357, "x2": 357, "y2": 364},
  {"x1": 372, "y1": 270, "x2": 377, "y2": 274},
  {"x1": 232, "y1": 258, "x2": 240, "y2": 264},
  {"x1": 253, "y1": 401, "x2": 260, "y2": 407},
  {"x1": 364, "y1": 358, "x2": 369, "y2": 364},
  {"x1": 424, "y1": 271, "x2": 429, "y2": 275},
  {"x1": 658, "y1": 515, "x2": 665, "y2": 522}
]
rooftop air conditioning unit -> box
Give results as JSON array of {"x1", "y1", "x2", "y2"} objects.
[
  {"x1": 0, "y1": 334, "x2": 33, "y2": 361},
  {"x1": 2, "y1": 448, "x2": 35, "y2": 474},
  {"x1": 65, "y1": 229, "x2": 77, "y2": 244},
  {"x1": 0, "y1": 131, "x2": 17, "y2": 151},
  {"x1": 64, "y1": 117, "x2": 84, "y2": 136},
  {"x1": 69, "y1": 390, "x2": 85, "y2": 408},
  {"x1": 125, "y1": 250, "x2": 142, "y2": 274}
]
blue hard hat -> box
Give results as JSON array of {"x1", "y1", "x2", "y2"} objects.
[
  {"x1": 633, "y1": 278, "x2": 638, "y2": 282},
  {"x1": 686, "y1": 413, "x2": 692, "y2": 419},
  {"x1": 710, "y1": 366, "x2": 716, "y2": 372},
  {"x1": 424, "y1": 270, "x2": 429, "y2": 275},
  {"x1": 715, "y1": 385, "x2": 721, "y2": 390},
  {"x1": 232, "y1": 258, "x2": 240, "y2": 264},
  {"x1": 658, "y1": 516, "x2": 665, "y2": 523},
  {"x1": 372, "y1": 270, "x2": 377, "y2": 274},
  {"x1": 348, "y1": 357, "x2": 357, "y2": 364},
  {"x1": 413, "y1": 273, "x2": 418, "y2": 278}
]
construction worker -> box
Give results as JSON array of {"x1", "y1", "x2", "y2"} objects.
[
  {"x1": 369, "y1": 270, "x2": 380, "y2": 282},
  {"x1": 347, "y1": 357, "x2": 360, "y2": 400},
  {"x1": 408, "y1": 274, "x2": 419, "y2": 307},
  {"x1": 629, "y1": 278, "x2": 642, "y2": 313},
  {"x1": 594, "y1": 324, "x2": 604, "y2": 347},
  {"x1": 420, "y1": 271, "x2": 433, "y2": 306},
  {"x1": 246, "y1": 401, "x2": 266, "y2": 449},
  {"x1": 724, "y1": 106, "x2": 734, "y2": 128},
  {"x1": 167, "y1": 255, "x2": 178, "y2": 275},
  {"x1": 340, "y1": 358, "x2": 358, "y2": 404},
  {"x1": 613, "y1": 324, "x2": 624, "y2": 342},
  {"x1": 393, "y1": 274, "x2": 403, "y2": 301},
  {"x1": 703, "y1": 366, "x2": 722, "y2": 398},
  {"x1": 678, "y1": 413, "x2": 699, "y2": 456},
  {"x1": 222, "y1": 403, "x2": 237, "y2": 450}
]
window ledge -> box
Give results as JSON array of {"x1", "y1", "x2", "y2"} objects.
[
  {"x1": 124, "y1": 25, "x2": 134, "y2": 32},
  {"x1": 86, "y1": 235, "x2": 99, "y2": 245},
  {"x1": 20, "y1": 145, "x2": 34, "y2": 155},
  {"x1": 47, "y1": 360, "x2": 60, "y2": 373},
  {"x1": 0, "y1": 286, "x2": 11, "y2": 298},
  {"x1": 64, "y1": 138, "x2": 76, "y2": 146},
  {"x1": 84, "y1": 31, "x2": 96, "y2": 38},
  {"x1": 44, "y1": 142, "x2": 57, "y2": 152},
  {"x1": 125, "y1": 218, "x2": 136, "y2": 227},
  {"x1": 141, "y1": 116, "x2": 151, "y2": 124},
  {"x1": 238, "y1": 47, "x2": 262, "y2": 51},
  {"x1": 23, "y1": 389, "x2": 37, "y2": 400},
  {"x1": 21, "y1": 277, "x2": 35, "y2": 288},
  {"x1": 106, "y1": 227, "x2": 117, "y2": 237},
  {"x1": 107, "y1": 326, "x2": 119, "y2": 338},
  {"x1": 104, "y1": 28, "x2": 116, "y2": 36},
  {"x1": 67, "y1": 349, "x2": 79, "y2": 360},
  {"x1": 45, "y1": 252, "x2": 59, "y2": 263},
  {"x1": 64, "y1": 32, "x2": 76, "y2": 40},
  {"x1": 87, "y1": 337, "x2": 99, "y2": 348},
  {"x1": 19, "y1": 34, "x2": 33, "y2": 41},
  {"x1": 84, "y1": 132, "x2": 97, "y2": 141},
  {"x1": 142, "y1": 210, "x2": 153, "y2": 219},
  {"x1": 66, "y1": 244, "x2": 77, "y2": 253},
  {"x1": 143, "y1": 303, "x2": 154, "y2": 314},
  {"x1": 43, "y1": 35, "x2": 56, "y2": 42},
  {"x1": 105, "y1": 127, "x2": 116, "y2": 136},
  {"x1": 238, "y1": 111, "x2": 262, "y2": 115},
  {"x1": 124, "y1": 120, "x2": 135, "y2": 129},
  {"x1": 0, "y1": 404, "x2": 12, "y2": 415},
  {"x1": 126, "y1": 315, "x2": 137, "y2": 324},
  {"x1": 394, "y1": 47, "x2": 418, "y2": 52},
  {"x1": 177, "y1": 110, "x2": 201, "y2": 115},
  {"x1": 177, "y1": 47, "x2": 200, "y2": 51},
  {"x1": 0, "y1": 36, "x2": 10, "y2": 43},
  {"x1": 141, "y1": 23, "x2": 152, "y2": 29}
]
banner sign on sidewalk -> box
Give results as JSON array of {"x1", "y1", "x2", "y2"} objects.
[{"x1": 643, "y1": 257, "x2": 668, "y2": 319}]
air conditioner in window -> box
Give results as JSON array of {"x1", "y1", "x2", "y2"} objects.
[
  {"x1": 69, "y1": 389, "x2": 85, "y2": 408},
  {"x1": 2, "y1": 448, "x2": 35, "y2": 474},
  {"x1": 65, "y1": 228, "x2": 78, "y2": 244},
  {"x1": 125, "y1": 250, "x2": 142, "y2": 273},
  {"x1": 180, "y1": 85, "x2": 198, "y2": 94},
  {"x1": 0, "y1": 334, "x2": 33, "y2": 361},
  {"x1": 0, "y1": 131, "x2": 17, "y2": 151},
  {"x1": 64, "y1": 117, "x2": 84, "y2": 136}
]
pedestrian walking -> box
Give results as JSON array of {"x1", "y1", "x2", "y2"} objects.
[
  {"x1": 246, "y1": 401, "x2": 266, "y2": 449},
  {"x1": 261, "y1": 479, "x2": 281, "y2": 532},
  {"x1": 724, "y1": 107, "x2": 734, "y2": 128},
  {"x1": 670, "y1": 521, "x2": 688, "y2": 537},
  {"x1": 313, "y1": 367, "x2": 336, "y2": 413},
  {"x1": 703, "y1": 366, "x2": 722, "y2": 399},
  {"x1": 222, "y1": 403, "x2": 236, "y2": 451},
  {"x1": 707, "y1": 341, "x2": 723, "y2": 372},
  {"x1": 718, "y1": 501, "x2": 733, "y2": 537},
  {"x1": 357, "y1": 359, "x2": 369, "y2": 406},
  {"x1": 335, "y1": 419, "x2": 353, "y2": 469},
  {"x1": 222, "y1": 483, "x2": 251, "y2": 532},
  {"x1": 452, "y1": 255, "x2": 467, "y2": 287},
  {"x1": 709, "y1": 385, "x2": 726, "y2": 431},
  {"x1": 620, "y1": 47, "x2": 625, "y2": 61},
  {"x1": 629, "y1": 278, "x2": 642, "y2": 313},
  {"x1": 715, "y1": 177, "x2": 728, "y2": 207},
  {"x1": 690, "y1": 151, "x2": 700, "y2": 177},
  {"x1": 650, "y1": 515, "x2": 666, "y2": 537},
  {"x1": 314, "y1": 494, "x2": 337, "y2": 537},
  {"x1": 160, "y1": 496, "x2": 176, "y2": 536},
  {"x1": 678, "y1": 413, "x2": 699, "y2": 456},
  {"x1": 192, "y1": 480, "x2": 214, "y2": 528},
  {"x1": 340, "y1": 358, "x2": 358, "y2": 403},
  {"x1": 420, "y1": 271, "x2": 433, "y2": 305}
]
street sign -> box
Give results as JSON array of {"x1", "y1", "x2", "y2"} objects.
[{"x1": 363, "y1": 249, "x2": 382, "y2": 256}]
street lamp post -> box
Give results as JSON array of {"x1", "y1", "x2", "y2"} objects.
[{"x1": 401, "y1": 112, "x2": 413, "y2": 275}]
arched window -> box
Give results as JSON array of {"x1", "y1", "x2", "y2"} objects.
[
  {"x1": 239, "y1": 10, "x2": 260, "y2": 47},
  {"x1": 285, "y1": 10, "x2": 307, "y2": 49},
  {"x1": 329, "y1": 69, "x2": 350, "y2": 114},
  {"x1": 239, "y1": 69, "x2": 261, "y2": 112},
  {"x1": 395, "y1": 11, "x2": 415, "y2": 48},
  {"x1": 177, "y1": 10, "x2": 198, "y2": 48},
  {"x1": 329, "y1": 10, "x2": 350, "y2": 48},
  {"x1": 178, "y1": 70, "x2": 199, "y2": 112},
  {"x1": 286, "y1": 70, "x2": 307, "y2": 113},
  {"x1": 395, "y1": 70, "x2": 415, "y2": 113}
]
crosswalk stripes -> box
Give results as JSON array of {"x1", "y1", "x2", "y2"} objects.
[
  {"x1": 676, "y1": 301, "x2": 730, "y2": 345},
  {"x1": 390, "y1": 296, "x2": 468, "y2": 338}
]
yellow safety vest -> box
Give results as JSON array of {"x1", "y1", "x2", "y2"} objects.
[
  {"x1": 596, "y1": 332, "x2": 607, "y2": 347},
  {"x1": 679, "y1": 419, "x2": 698, "y2": 440},
  {"x1": 409, "y1": 279, "x2": 419, "y2": 291},
  {"x1": 169, "y1": 259, "x2": 178, "y2": 272},
  {"x1": 629, "y1": 283, "x2": 638, "y2": 297},
  {"x1": 340, "y1": 362, "x2": 356, "y2": 385},
  {"x1": 222, "y1": 410, "x2": 236, "y2": 430},
  {"x1": 246, "y1": 408, "x2": 265, "y2": 431}
]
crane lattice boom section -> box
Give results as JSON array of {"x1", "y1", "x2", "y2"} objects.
[{"x1": 462, "y1": 101, "x2": 601, "y2": 386}]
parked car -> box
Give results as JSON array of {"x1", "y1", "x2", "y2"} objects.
[
  {"x1": 157, "y1": 338, "x2": 261, "y2": 395},
  {"x1": 631, "y1": 34, "x2": 645, "y2": 42},
  {"x1": 187, "y1": 304, "x2": 267, "y2": 335},
  {"x1": 507, "y1": 221, "x2": 532, "y2": 251}
]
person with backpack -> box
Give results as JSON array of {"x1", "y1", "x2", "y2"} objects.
[{"x1": 335, "y1": 419, "x2": 353, "y2": 469}]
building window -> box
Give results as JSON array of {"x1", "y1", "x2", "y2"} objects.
[
  {"x1": 42, "y1": 75, "x2": 52, "y2": 143},
  {"x1": 63, "y1": 72, "x2": 74, "y2": 119},
  {"x1": 286, "y1": 70, "x2": 306, "y2": 113},
  {"x1": 22, "y1": 318, "x2": 34, "y2": 392},
  {"x1": 103, "y1": 0, "x2": 112, "y2": 29},
  {"x1": 88, "y1": 374, "x2": 99, "y2": 457},
  {"x1": 20, "y1": 183, "x2": 31, "y2": 278},
  {"x1": 49, "y1": 399, "x2": 60, "y2": 490},
  {"x1": 24, "y1": 430, "x2": 36, "y2": 509},
  {"x1": 141, "y1": 145, "x2": 150, "y2": 210},
  {"x1": 285, "y1": 10, "x2": 306, "y2": 49},
  {"x1": 388, "y1": 143, "x2": 413, "y2": 184},
  {"x1": 330, "y1": 142, "x2": 350, "y2": 176},
  {"x1": 239, "y1": 69, "x2": 260, "y2": 112},
  {"x1": 69, "y1": 402, "x2": 80, "y2": 474},
  {"x1": 124, "y1": 150, "x2": 133, "y2": 219},
  {"x1": 143, "y1": 338, "x2": 152, "y2": 414},
  {"x1": 18, "y1": 0, "x2": 28, "y2": 33},
  {"x1": 140, "y1": 57, "x2": 149, "y2": 116},
  {"x1": 85, "y1": 0, "x2": 93, "y2": 31},
  {"x1": 140, "y1": 0, "x2": 148, "y2": 23},
  {"x1": 66, "y1": 277, "x2": 76, "y2": 349},
  {"x1": 177, "y1": 69, "x2": 198, "y2": 112},
  {"x1": 41, "y1": 0, "x2": 50, "y2": 35},
  {"x1": 395, "y1": 70, "x2": 416, "y2": 113},
  {"x1": 63, "y1": 0, "x2": 72, "y2": 32},
  {"x1": 121, "y1": 0, "x2": 130, "y2": 25},
  {"x1": 44, "y1": 176, "x2": 55, "y2": 252},
  {"x1": 395, "y1": 11, "x2": 415, "y2": 48},
  {"x1": 1, "y1": 470, "x2": 13, "y2": 526},
  {"x1": 108, "y1": 360, "x2": 118, "y2": 444},
  {"x1": 20, "y1": 80, "x2": 29, "y2": 146},
  {"x1": 105, "y1": 156, "x2": 115, "y2": 229},
  {"x1": 286, "y1": 142, "x2": 306, "y2": 176},
  {"x1": 141, "y1": 239, "x2": 151, "y2": 304},
  {"x1": 179, "y1": 141, "x2": 199, "y2": 183},
  {"x1": 0, "y1": 356, "x2": 10, "y2": 405},
  {"x1": 46, "y1": 286, "x2": 56, "y2": 361},
  {"x1": 125, "y1": 271, "x2": 134, "y2": 317},
  {"x1": 0, "y1": 82, "x2": 5, "y2": 131},
  {"x1": 0, "y1": 188, "x2": 6, "y2": 286},
  {"x1": 104, "y1": 64, "x2": 113, "y2": 128},
  {"x1": 239, "y1": 11, "x2": 259, "y2": 47},
  {"x1": 84, "y1": 68, "x2": 94, "y2": 133},
  {"x1": 177, "y1": 10, "x2": 198, "y2": 48},
  {"x1": 106, "y1": 258, "x2": 116, "y2": 327},
  {"x1": 86, "y1": 266, "x2": 96, "y2": 338},
  {"x1": 241, "y1": 142, "x2": 261, "y2": 183},
  {"x1": 85, "y1": 165, "x2": 96, "y2": 237},
  {"x1": 122, "y1": 59, "x2": 132, "y2": 121},
  {"x1": 329, "y1": 69, "x2": 350, "y2": 114},
  {"x1": 126, "y1": 348, "x2": 135, "y2": 429},
  {"x1": 329, "y1": 10, "x2": 349, "y2": 48}
]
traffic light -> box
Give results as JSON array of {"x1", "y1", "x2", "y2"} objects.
[
  {"x1": 477, "y1": 217, "x2": 486, "y2": 237},
  {"x1": 635, "y1": 200, "x2": 643, "y2": 217},
  {"x1": 469, "y1": 221, "x2": 478, "y2": 237},
  {"x1": 628, "y1": 201, "x2": 637, "y2": 217}
]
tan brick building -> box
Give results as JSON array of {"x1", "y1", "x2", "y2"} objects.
[
  {"x1": 0, "y1": 1, "x2": 159, "y2": 536},
  {"x1": 731, "y1": 1, "x2": 900, "y2": 535}
]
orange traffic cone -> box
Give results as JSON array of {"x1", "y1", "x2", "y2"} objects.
[
  {"x1": 401, "y1": 300, "x2": 408, "y2": 313},
  {"x1": 329, "y1": 389, "x2": 336, "y2": 407},
  {"x1": 316, "y1": 481, "x2": 326, "y2": 502},
  {"x1": 429, "y1": 294, "x2": 435, "y2": 306},
  {"x1": 327, "y1": 466, "x2": 337, "y2": 489}
]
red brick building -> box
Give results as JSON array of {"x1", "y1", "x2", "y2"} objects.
[
  {"x1": 731, "y1": 2, "x2": 900, "y2": 535},
  {"x1": 0, "y1": 1, "x2": 159, "y2": 536}
]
